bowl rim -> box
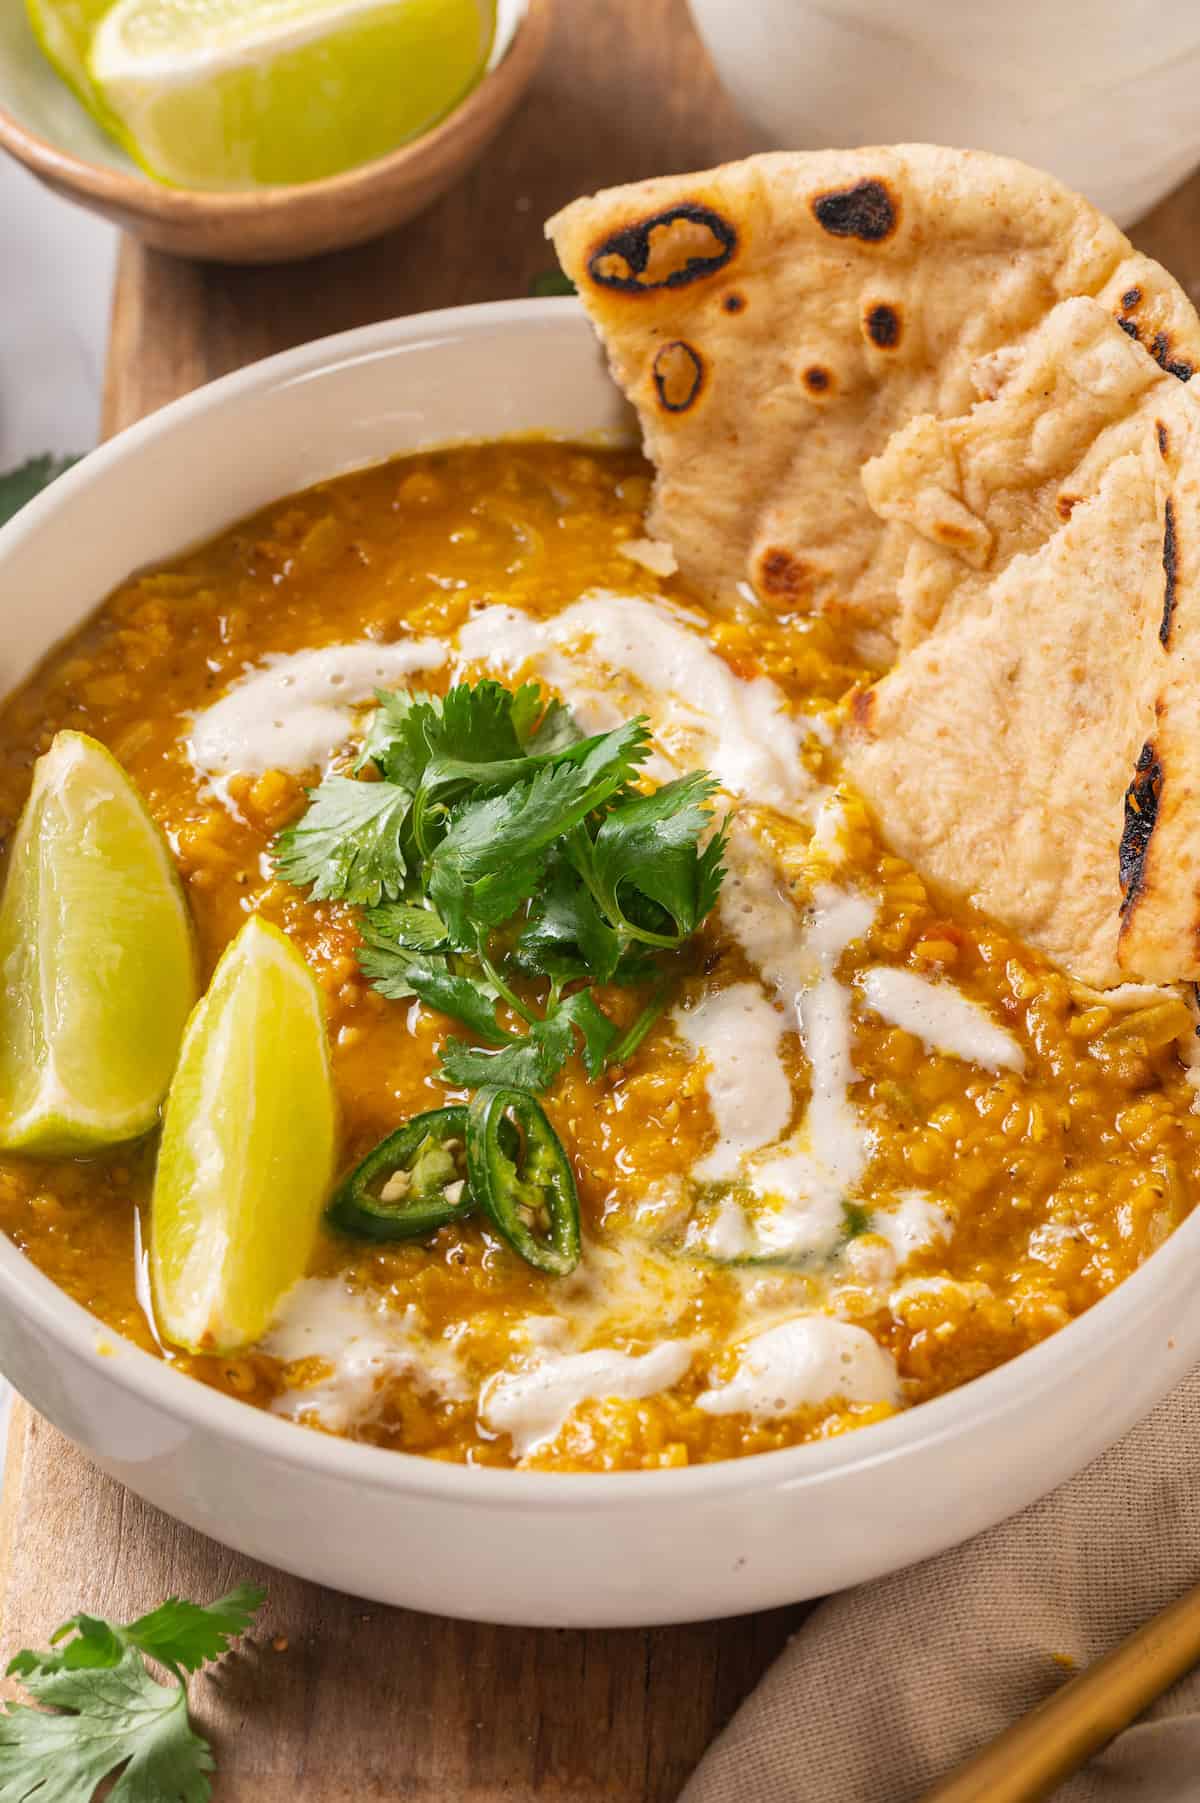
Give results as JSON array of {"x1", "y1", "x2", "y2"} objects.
[
  {"x1": 0, "y1": 0, "x2": 552, "y2": 217},
  {"x1": 0, "y1": 292, "x2": 1195, "y2": 1511}
]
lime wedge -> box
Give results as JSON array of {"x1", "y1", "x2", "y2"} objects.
[
  {"x1": 87, "y1": 0, "x2": 496, "y2": 190},
  {"x1": 0, "y1": 731, "x2": 197, "y2": 1155},
  {"x1": 24, "y1": 0, "x2": 115, "y2": 120},
  {"x1": 151, "y1": 916, "x2": 336, "y2": 1354}
]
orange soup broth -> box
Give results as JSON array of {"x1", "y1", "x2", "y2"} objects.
[{"x1": 0, "y1": 442, "x2": 1196, "y2": 1470}]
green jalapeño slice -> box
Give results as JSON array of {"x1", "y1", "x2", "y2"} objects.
[
  {"x1": 466, "y1": 1087, "x2": 581, "y2": 1276},
  {"x1": 326, "y1": 1105, "x2": 474, "y2": 1242}
]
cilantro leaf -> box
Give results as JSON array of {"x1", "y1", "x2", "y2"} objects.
[
  {"x1": 434, "y1": 679, "x2": 531, "y2": 764},
  {"x1": 13, "y1": 1585, "x2": 267, "y2": 1685},
  {"x1": 440, "y1": 1013, "x2": 576, "y2": 1091},
  {"x1": 274, "y1": 776, "x2": 411, "y2": 905},
  {"x1": 0, "y1": 1586, "x2": 265, "y2": 1803},
  {"x1": 357, "y1": 936, "x2": 510, "y2": 1043},
  {"x1": 119, "y1": 1585, "x2": 267, "y2": 1677},
  {"x1": 0, "y1": 455, "x2": 80, "y2": 530},
  {"x1": 427, "y1": 720, "x2": 651, "y2": 929},
  {"x1": 522, "y1": 697, "x2": 583, "y2": 756},
  {"x1": 0, "y1": 1653, "x2": 212, "y2": 1803},
  {"x1": 360, "y1": 900, "x2": 448, "y2": 951},
  {"x1": 358, "y1": 679, "x2": 559, "y2": 788},
  {"x1": 571, "y1": 774, "x2": 727, "y2": 946},
  {"x1": 515, "y1": 857, "x2": 623, "y2": 984},
  {"x1": 353, "y1": 687, "x2": 442, "y2": 784},
  {"x1": 555, "y1": 988, "x2": 621, "y2": 1078},
  {"x1": 412, "y1": 698, "x2": 594, "y2": 853},
  {"x1": 440, "y1": 988, "x2": 617, "y2": 1090}
]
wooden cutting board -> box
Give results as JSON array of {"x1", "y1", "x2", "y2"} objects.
[
  {"x1": 7, "y1": 4, "x2": 1200, "y2": 1794},
  {"x1": 0, "y1": 6, "x2": 808, "y2": 1799}
]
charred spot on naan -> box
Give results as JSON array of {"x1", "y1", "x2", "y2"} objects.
[
  {"x1": 1160, "y1": 499, "x2": 1179, "y2": 646},
  {"x1": 1152, "y1": 333, "x2": 1194, "y2": 383},
  {"x1": 755, "y1": 545, "x2": 812, "y2": 606},
  {"x1": 1115, "y1": 288, "x2": 1193, "y2": 381},
  {"x1": 722, "y1": 292, "x2": 746, "y2": 314},
  {"x1": 1119, "y1": 742, "x2": 1162, "y2": 916},
  {"x1": 586, "y1": 203, "x2": 737, "y2": 294},
  {"x1": 864, "y1": 302, "x2": 902, "y2": 348},
  {"x1": 810, "y1": 178, "x2": 899, "y2": 242},
  {"x1": 802, "y1": 364, "x2": 835, "y2": 396},
  {"x1": 652, "y1": 341, "x2": 705, "y2": 412}
]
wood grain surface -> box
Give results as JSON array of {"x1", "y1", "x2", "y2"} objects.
[
  {"x1": 103, "y1": 0, "x2": 767, "y2": 430},
  {"x1": 8, "y1": 3, "x2": 1200, "y2": 1795},
  {"x1": 1, "y1": 6, "x2": 803, "y2": 1799}
]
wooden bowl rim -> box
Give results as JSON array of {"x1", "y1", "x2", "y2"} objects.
[{"x1": 0, "y1": 0, "x2": 553, "y2": 220}]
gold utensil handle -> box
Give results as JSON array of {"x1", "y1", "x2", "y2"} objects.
[{"x1": 922, "y1": 1579, "x2": 1200, "y2": 1802}]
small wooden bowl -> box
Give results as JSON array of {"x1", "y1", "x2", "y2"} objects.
[{"x1": 0, "y1": 0, "x2": 554, "y2": 264}]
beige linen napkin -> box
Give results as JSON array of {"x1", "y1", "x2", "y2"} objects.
[{"x1": 683, "y1": 1371, "x2": 1200, "y2": 1803}]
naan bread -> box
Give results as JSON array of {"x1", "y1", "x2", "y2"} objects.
[
  {"x1": 548, "y1": 146, "x2": 1200, "y2": 662},
  {"x1": 548, "y1": 149, "x2": 1200, "y2": 985},
  {"x1": 846, "y1": 299, "x2": 1200, "y2": 985},
  {"x1": 863, "y1": 299, "x2": 1184, "y2": 656}
]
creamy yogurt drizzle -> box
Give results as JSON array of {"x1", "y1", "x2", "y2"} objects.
[
  {"x1": 187, "y1": 640, "x2": 446, "y2": 796},
  {"x1": 671, "y1": 982, "x2": 792, "y2": 1182},
  {"x1": 858, "y1": 966, "x2": 1025, "y2": 1074},
  {"x1": 696, "y1": 1317, "x2": 900, "y2": 1420},
  {"x1": 263, "y1": 1278, "x2": 466, "y2": 1432},
  {"x1": 479, "y1": 1342, "x2": 694, "y2": 1458},
  {"x1": 698, "y1": 837, "x2": 878, "y2": 1260},
  {"x1": 872, "y1": 1192, "x2": 951, "y2": 1263},
  {"x1": 456, "y1": 592, "x2": 815, "y2": 813}
]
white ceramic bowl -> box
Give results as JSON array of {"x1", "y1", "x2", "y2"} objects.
[{"x1": 1, "y1": 300, "x2": 1198, "y2": 1628}]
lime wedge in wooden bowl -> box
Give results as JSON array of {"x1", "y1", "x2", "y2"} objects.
[
  {"x1": 78, "y1": 0, "x2": 497, "y2": 189},
  {"x1": 25, "y1": 0, "x2": 114, "y2": 118},
  {"x1": 0, "y1": 731, "x2": 197, "y2": 1155},
  {"x1": 151, "y1": 916, "x2": 336, "y2": 1354}
]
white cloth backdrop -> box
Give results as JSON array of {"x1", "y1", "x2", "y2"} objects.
[
  {"x1": 0, "y1": 156, "x2": 116, "y2": 1471},
  {"x1": 0, "y1": 158, "x2": 115, "y2": 466}
]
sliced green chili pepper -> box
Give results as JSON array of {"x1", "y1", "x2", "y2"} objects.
[
  {"x1": 326, "y1": 1105, "x2": 474, "y2": 1242},
  {"x1": 466, "y1": 1086, "x2": 581, "y2": 1276}
]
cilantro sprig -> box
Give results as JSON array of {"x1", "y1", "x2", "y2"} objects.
[
  {"x1": 0, "y1": 455, "x2": 80, "y2": 530},
  {"x1": 0, "y1": 1584, "x2": 266, "y2": 1802},
  {"x1": 275, "y1": 678, "x2": 727, "y2": 1094}
]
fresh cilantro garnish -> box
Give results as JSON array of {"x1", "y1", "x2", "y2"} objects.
[
  {"x1": 275, "y1": 678, "x2": 727, "y2": 1094},
  {"x1": 425, "y1": 718, "x2": 652, "y2": 939},
  {"x1": 0, "y1": 1584, "x2": 266, "y2": 1802},
  {"x1": 441, "y1": 988, "x2": 619, "y2": 1090},
  {"x1": 0, "y1": 454, "x2": 80, "y2": 530},
  {"x1": 569, "y1": 772, "x2": 727, "y2": 946},
  {"x1": 274, "y1": 775, "x2": 413, "y2": 905}
]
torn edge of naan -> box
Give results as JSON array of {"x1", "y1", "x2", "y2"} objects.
[
  {"x1": 844, "y1": 300, "x2": 1200, "y2": 985},
  {"x1": 548, "y1": 146, "x2": 1200, "y2": 659}
]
